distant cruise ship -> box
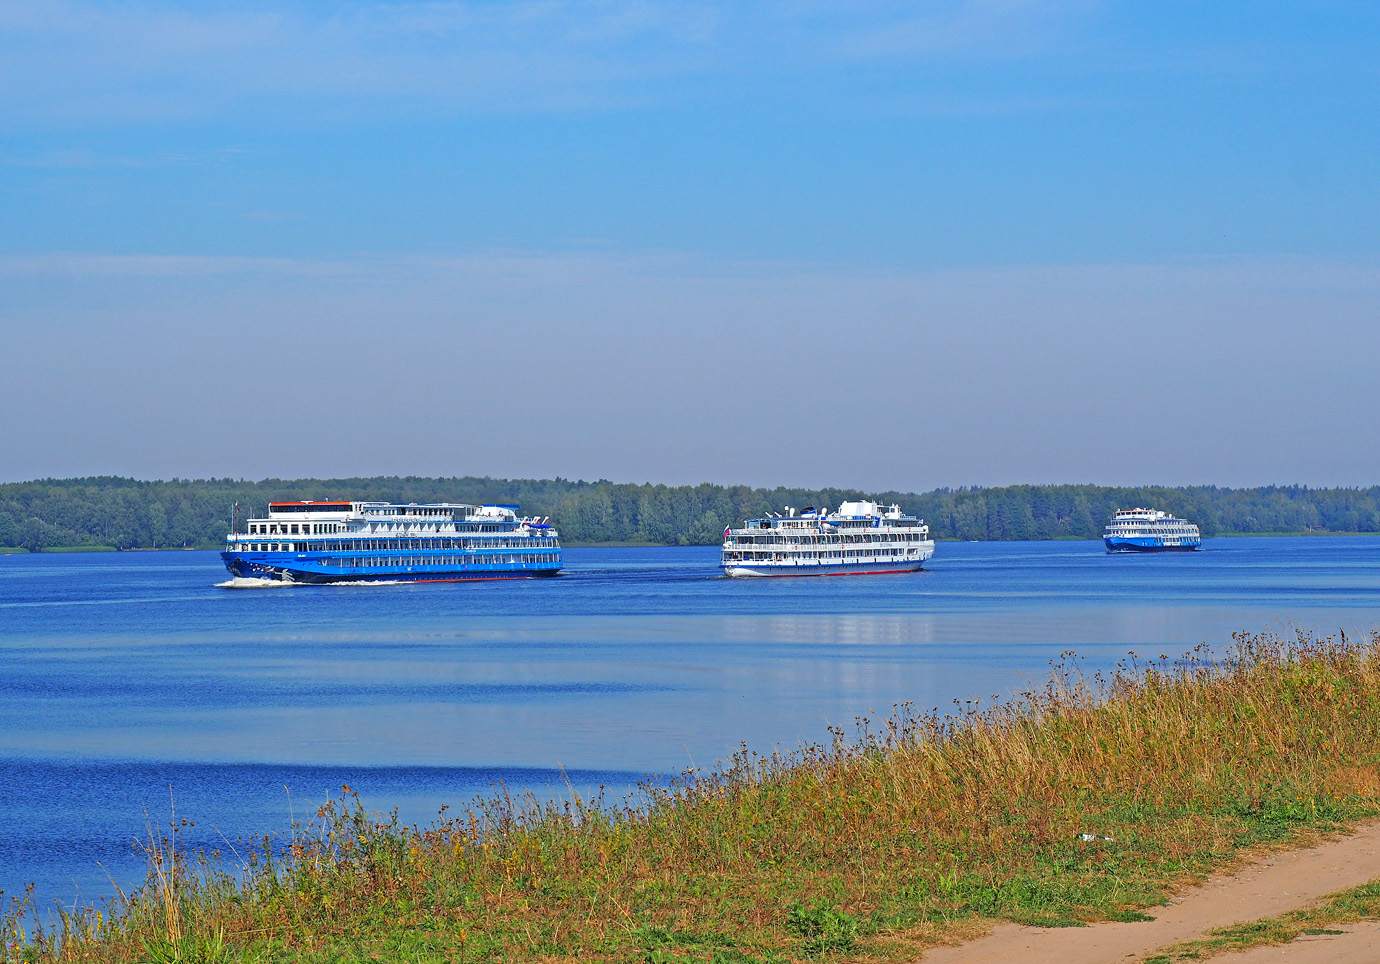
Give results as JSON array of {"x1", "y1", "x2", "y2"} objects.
[
  {"x1": 222, "y1": 501, "x2": 561, "y2": 583},
  {"x1": 1103, "y1": 508, "x2": 1201, "y2": 552},
  {"x1": 721, "y1": 501, "x2": 934, "y2": 577}
]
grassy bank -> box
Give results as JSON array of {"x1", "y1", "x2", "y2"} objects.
[
  {"x1": 0, "y1": 546, "x2": 199, "y2": 554},
  {"x1": 35, "y1": 545, "x2": 118, "y2": 553},
  {"x1": 1212, "y1": 530, "x2": 1374, "y2": 538},
  {"x1": 6, "y1": 629, "x2": 1380, "y2": 963}
]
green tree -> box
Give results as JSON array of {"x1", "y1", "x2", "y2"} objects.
[{"x1": 148, "y1": 502, "x2": 168, "y2": 548}]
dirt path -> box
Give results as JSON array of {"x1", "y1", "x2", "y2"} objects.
[{"x1": 919, "y1": 822, "x2": 1380, "y2": 963}]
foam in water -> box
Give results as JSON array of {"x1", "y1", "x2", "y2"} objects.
[{"x1": 216, "y1": 577, "x2": 408, "y2": 589}]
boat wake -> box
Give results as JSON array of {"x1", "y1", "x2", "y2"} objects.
[
  {"x1": 216, "y1": 577, "x2": 411, "y2": 589},
  {"x1": 217, "y1": 577, "x2": 300, "y2": 589}
]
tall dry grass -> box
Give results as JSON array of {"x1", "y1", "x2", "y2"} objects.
[{"x1": 6, "y1": 628, "x2": 1380, "y2": 963}]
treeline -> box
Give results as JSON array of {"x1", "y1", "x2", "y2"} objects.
[{"x1": 1, "y1": 476, "x2": 1378, "y2": 551}]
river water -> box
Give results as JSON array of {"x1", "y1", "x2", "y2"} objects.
[{"x1": 2, "y1": 539, "x2": 1378, "y2": 909}]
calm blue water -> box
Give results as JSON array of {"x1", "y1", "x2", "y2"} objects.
[{"x1": 2, "y1": 539, "x2": 1378, "y2": 910}]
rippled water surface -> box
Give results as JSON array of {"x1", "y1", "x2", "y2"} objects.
[{"x1": 2, "y1": 539, "x2": 1378, "y2": 907}]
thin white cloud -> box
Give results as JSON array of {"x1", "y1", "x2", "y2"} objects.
[
  {"x1": 812, "y1": 0, "x2": 1096, "y2": 61},
  {"x1": 0, "y1": 0, "x2": 1092, "y2": 122},
  {"x1": 0, "y1": 148, "x2": 146, "y2": 169},
  {"x1": 6, "y1": 248, "x2": 1379, "y2": 291},
  {"x1": 0, "y1": 145, "x2": 254, "y2": 168}
]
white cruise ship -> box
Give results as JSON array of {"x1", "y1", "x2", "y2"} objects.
[
  {"x1": 721, "y1": 501, "x2": 934, "y2": 577},
  {"x1": 222, "y1": 500, "x2": 560, "y2": 583},
  {"x1": 1103, "y1": 508, "x2": 1201, "y2": 552}
]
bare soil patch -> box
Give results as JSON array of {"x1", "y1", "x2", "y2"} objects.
[{"x1": 919, "y1": 822, "x2": 1380, "y2": 964}]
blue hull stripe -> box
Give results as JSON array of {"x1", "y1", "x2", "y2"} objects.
[
  {"x1": 1104, "y1": 537, "x2": 1201, "y2": 552},
  {"x1": 222, "y1": 551, "x2": 561, "y2": 583}
]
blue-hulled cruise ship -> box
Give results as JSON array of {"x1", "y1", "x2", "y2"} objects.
[
  {"x1": 222, "y1": 500, "x2": 561, "y2": 583},
  {"x1": 721, "y1": 501, "x2": 934, "y2": 577},
  {"x1": 1103, "y1": 508, "x2": 1201, "y2": 552}
]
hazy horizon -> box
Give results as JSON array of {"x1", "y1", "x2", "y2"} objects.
[{"x1": 4, "y1": 466, "x2": 1376, "y2": 496}]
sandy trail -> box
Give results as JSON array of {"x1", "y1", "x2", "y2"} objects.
[{"x1": 919, "y1": 822, "x2": 1380, "y2": 963}]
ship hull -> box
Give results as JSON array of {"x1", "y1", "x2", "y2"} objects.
[
  {"x1": 1103, "y1": 538, "x2": 1200, "y2": 552},
  {"x1": 221, "y1": 551, "x2": 561, "y2": 584},
  {"x1": 723, "y1": 559, "x2": 927, "y2": 577}
]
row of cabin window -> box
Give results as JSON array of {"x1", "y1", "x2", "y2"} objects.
[
  {"x1": 1109, "y1": 525, "x2": 1196, "y2": 532},
  {"x1": 248, "y1": 522, "x2": 344, "y2": 535},
  {"x1": 328, "y1": 553, "x2": 559, "y2": 568},
  {"x1": 732, "y1": 532, "x2": 927, "y2": 545},
  {"x1": 725, "y1": 547, "x2": 921, "y2": 559},
  {"x1": 246, "y1": 542, "x2": 558, "y2": 554},
  {"x1": 364, "y1": 523, "x2": 509, "y2": 534},
  {"x1": 246, "y1": 537, "x2": 556, "y2": 551},
  {"x1": 249, "y1": 522, "x2": 512, "y2": 536}
]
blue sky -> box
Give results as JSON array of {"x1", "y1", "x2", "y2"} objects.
[{"x1": 3, "y1": 1, "x2": 1378, "y2": 489}]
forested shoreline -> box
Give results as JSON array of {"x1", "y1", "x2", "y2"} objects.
[{"x1": 1, "y1": 476, "x2": 1378, "y2": 551}]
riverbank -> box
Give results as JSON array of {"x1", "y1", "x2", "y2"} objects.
[
  {"x1": 924, "y1": 822, "x2": 1380, "y2": 963},
  {"x1": 4, "y1": 531, "x2": 1377, "y2": 554},
  {"x1": 0, "y1": 545, "x2": 192, "y2": 553},
  {"x1": 5, "y1": 628, "x2": 1379, "y2": 963},
  {"x1": 5, "y1": 476, "x2": 1379, "y2": 550}
]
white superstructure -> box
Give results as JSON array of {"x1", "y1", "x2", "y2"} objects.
[
  {"x1": 222, "y1": 500, "x2": 561, "y2": 582},
  {"x1": 721, "y1": 501, "x2": 934, "y2": 577},
  {"x1": 1103, "y1": 508, "x2": 1201, "y2": 552}
]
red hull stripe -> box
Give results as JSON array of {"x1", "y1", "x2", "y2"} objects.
[{"x1": 727, "y1": 568, "x2": 920, "y2": 578}]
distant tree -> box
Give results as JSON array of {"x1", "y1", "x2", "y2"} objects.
[
  {"x1": 1, "y1": 476, "x2": 1377, "y2": 548},
  {"x1": 18, "y1": 516, "x2": 54, "y2": 553},
  {"x1": 148, "y1": 503, "x2": 167, "y2": 548}
]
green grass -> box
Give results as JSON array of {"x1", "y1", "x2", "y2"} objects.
[
  {"x1": 0, "y1": 545, "x2": 223, "y2": 554},
  {"x1": 6, "y1": 629, "x2": 1380, "y2": 963},
  {"x1": 1143, "y1": 878, "x2": 1380, "y2": 962},
  {"x1": 1215, "y1": 530, "x2": 1373, "y2": 538},
  {"x1": 37, "y1": 545, "x2": 118, "y2": 553}
]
